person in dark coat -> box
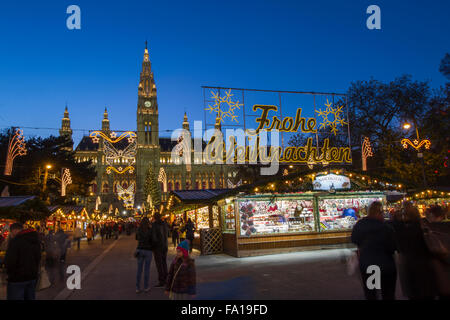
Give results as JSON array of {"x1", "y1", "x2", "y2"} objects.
[
  {"x1": 4, "y1": 223, "x2": 41, "y2": 300},
  {"x1": 135, "y1": 217, "x2": 153, "y2": 293},
  {"x1": 152, "y1": 213, "x2": 169, "y2": 287},
  {"x1": 390, "y1": 203, "x2": 437, "y2": 300},
  {"x1": 164, "y1": 240, "x2": 196, "y2": 300},
  {"x1": 171, "y1": 220, "x2": 180, "y2": 248},
  {"x1": 351, "y1": 201, "x2": 397, "y2": 300},
  {"x1": 185, "y1": 218, "x2": 196, "y2": 253},
  {"x1": 424, "y1": 205, "x2": 450, "y2": 299},
  {"x1": 55, "y1": 228, "x2": 70, "y2": 262}
]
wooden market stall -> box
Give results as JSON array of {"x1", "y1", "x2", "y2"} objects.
[
  {"x1": 46, "y1": 205, "x2": 90, "y2": 231},
  {"x1": 168, "y1": 171, "x2": 399, "y2": 257}
]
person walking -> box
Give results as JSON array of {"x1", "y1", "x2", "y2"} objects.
[
  {"x1": 135, "y1": 217, "x2": 153, "y2": 293},
  {"x1": 86, "y1": 225, "x2": 93, "y2": 244},
  {"x1": 164, "y1": 240, "x2": 196, "y2": 300},
  {"x1": 113, "y1": 223, "x2": 119, "y2": 240},
  {"x1": 152, "y1": 213, "x2": 169, "y2": 287},
  {"x1": 100, "y1": 224, "x2": 106, "y2": 244},
  {"x1": 55, "y1": 228, "x2": 70, "y2": 263},
  {"x1": 351, "y1": 201, "x2": 397, "y2": 300},
  {"x1": 423, "y1": 205, "x2": 450, "y2": 299},
  {"x1": 4, "y1": 223, "x2": 41, "y2": 300},
  {"x1": 185, "y1": 218, "x2": 196, "y2": 253},
  {"x1": 390, "y1": 202, "x2": 437, "y2": 300},
  {"x1": 73, "y1": 226, "x2": 83, "y2": 250},
  {"x1": 171, "y1": 220, "x2": 180, "y2": 248}
]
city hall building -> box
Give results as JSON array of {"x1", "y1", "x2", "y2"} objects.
[{"x1": 59, "y1": 44, "x2": 236, "y2": 213}]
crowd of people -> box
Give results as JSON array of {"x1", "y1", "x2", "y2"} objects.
[
  {"x1": 0, "y1": 220, "x2": 137, "y2": 300},
  {"x1": 351, "y1": 202, "x2": 449, "y2": 300}
]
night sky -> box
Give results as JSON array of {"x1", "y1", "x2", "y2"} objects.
[{"x1": 0, "y1": 0, "x2": 448, "y2": 145}]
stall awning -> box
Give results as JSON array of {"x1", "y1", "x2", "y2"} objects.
[
  {"x1": 172, "y1": 189, "x2": 232, "y2": 202},
  {"x1": 0, "y1": 196, "x2": 36, "y2": 207}
]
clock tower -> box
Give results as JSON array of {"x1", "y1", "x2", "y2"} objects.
[{"x1": 136, "y1": 42, "x2": 161, "y2": 204}]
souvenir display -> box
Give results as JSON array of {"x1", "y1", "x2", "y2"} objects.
[
  {"x1": 196, "y1": 207, "x2": 209, "y2": 230},
  {"x1": 318, "y1": 197, "x2": 383, "y2": 230},
  {"x1": 222, "y1": 203, "x2": 235, "y2": 231},
  {"x1": 239, "y1": 199, "x2": 315, "y2": 236}
]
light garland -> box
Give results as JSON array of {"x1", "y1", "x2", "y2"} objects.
[
  {"x1": 106, "y1": 166, "x2": 134, "y2": 174},
  {"x1": 89, "y1": 131, "x2": 137, "y2": 144},
  {"x1": 61, "y1": 168, "x2": 72, "y2": 196},
  {"x1": 4, "y1": 129, "x2": 27, "y2": 176},
  {"x1": 401, "y1": 138, "x2": 431, "y2": 151},
  {"x1": 158, "y1": 167, "x2": 167, "y2": 192},
  {"x1": 361, "y1": 136, "x2": 373, "y2": 171}
]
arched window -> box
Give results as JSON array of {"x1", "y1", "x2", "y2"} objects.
[
  {"x1": 102, "y1": 183, "x2": 109, "y2": 193},
  {"x1": 168, "y1": 181, "x2": 173, "y2": 192},
  {"x1": 175, "y1": 181, "x2": 180, "y2": 191}
]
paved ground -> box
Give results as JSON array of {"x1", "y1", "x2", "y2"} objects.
[{"x1": 1, "y1": 233, "x2": 407, "y2": 300}]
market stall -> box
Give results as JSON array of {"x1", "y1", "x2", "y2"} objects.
[
  {"x1": 47, "y1": 205, "x2": 90, "y2": 231},
  {"x1": 168, "y1": 171, "x2": 399, "y2": 257}
]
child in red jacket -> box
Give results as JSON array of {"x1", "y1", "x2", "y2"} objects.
[{"x1": 165, "y1": 240, "x2": 196, "y2": 300}]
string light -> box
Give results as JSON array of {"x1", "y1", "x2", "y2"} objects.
[
  {"x1": 4, "y1": 128, "x2": 27, "y2": 176},
  {"x1": 362, "y1": 136, "x2": 373, "y2": 171},
  {"x1": 61, "y1": 168, "x2": 72, "y2": 196},
  {"x1": 401, "y1": 138, "x2": 431, "y2": 151}
]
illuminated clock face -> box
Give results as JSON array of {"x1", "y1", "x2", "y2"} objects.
[{"x1": 144, "y1": 101, "x2": 152, "y2": 107}]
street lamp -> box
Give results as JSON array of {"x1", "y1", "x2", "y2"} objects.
[
  {"x1": 401, "y1": 121, "x2": 429, "y2": 187},
  {"x1": 42, "y1": 164, "x2": 52, "y2": 192}
]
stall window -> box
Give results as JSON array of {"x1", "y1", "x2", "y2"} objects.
[
  {"x1": 318, "y1": 197, "x2": 383, "y2": 231},
  {"x1": 239, "y1": 199, "x2": 315, "y2": 236},
  {"x1": 196, "y1": 207, "x2": 210, "y2": 230},
  {"x1": 222, "y1": 202, "x2": 235, "y2": 232}
]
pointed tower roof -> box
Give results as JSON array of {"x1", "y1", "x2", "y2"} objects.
[
  {"x1": 102, "y1": 107, "x2": 110, "y2": 132},
  {"x1": 60, "y1": 105, "x2": 73, "y2": 149},
  {"x1": 138, "y1": 41, "x2": 156, "y2": 99},
  {"x1": 214, "y1": 114, "x2": 222, "y2": 131},
  {"x1": 182, "y1": 112, "x2": 190, "y2": 131}
]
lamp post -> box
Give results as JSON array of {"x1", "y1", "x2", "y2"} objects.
[
  {"x1": 42, "y1": 164, "x2": 52, "y2": 192},
  {"x1": 402, "y1": 120, "x2": 428, "y2": 188}
]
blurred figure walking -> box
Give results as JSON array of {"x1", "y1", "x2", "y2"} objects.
[{"x1": 351, "y1": 201, "x2": 397, "y2": 300}]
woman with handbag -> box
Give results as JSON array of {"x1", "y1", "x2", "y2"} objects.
[
  {"x1": 164, "y1": 240, "x2": 196, "y2": 300},
  {"x1": 135, "y1": 217, "x2": 153, "y2": 293}
]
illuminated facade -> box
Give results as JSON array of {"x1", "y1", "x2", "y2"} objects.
[{"x1": 61, "y1": 44, "x2": 234, "y2": 212}]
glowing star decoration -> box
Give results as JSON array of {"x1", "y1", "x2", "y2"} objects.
[
  {"x1": 315, "y1": 99, "x2": 348, "y2": 136},
  {"x1": 116, "y1": 182, "x2": 135, "y2": 209},
  {"x1": 401, "y1": 138, "x2": 431, "y2": 151},
  {"x1": 205, "y1": 89, "x2": 243, "y2": 124},
  {"x1": 89, "y1": 131, "x2": 136, "y2": 144},
  {"x1": 362, "y1": 136, "x2": 373, "y2": 171},
  {"x1": 4, "y1": 129, "x2": 27, "y2": 176},
  {"x1": 61, "y1": 168, "x2": 72, "y2": 197}
]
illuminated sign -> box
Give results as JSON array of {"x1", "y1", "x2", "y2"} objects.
[{"x1": 313, "y1": 174, "x2": 351, "y2": 191}]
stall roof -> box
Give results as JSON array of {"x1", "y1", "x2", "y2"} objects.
[
  {"x1": 0, "y1": 196, "x2": 36, "y2": 207},
  {"x1": 47, "y1": 205, "x2": 87, "y2": 215},
  {"x1": 172, "y1": 189, "x2": 232, "y2": 202}
]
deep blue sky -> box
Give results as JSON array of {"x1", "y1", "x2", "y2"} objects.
[{"x1": 0, "y1": 0, "x2": 448, "y2": 145}]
